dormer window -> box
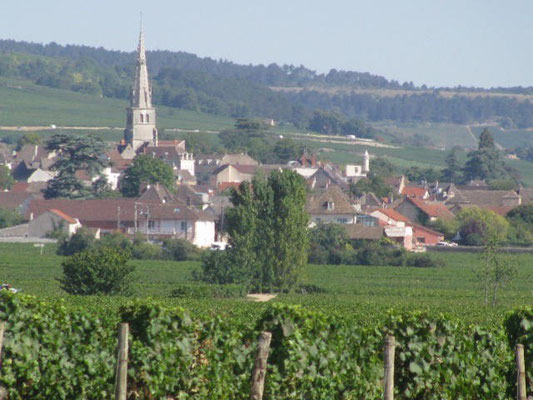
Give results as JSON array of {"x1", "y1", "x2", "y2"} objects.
[{"x1": 326, "y1": 200, "x2": 335, "y2": 211}]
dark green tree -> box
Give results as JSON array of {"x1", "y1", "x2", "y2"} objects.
[
  {"x1": 44, "y1": 134, "x2": 108, "y2": 199},
  {"x1": 273, "y1": 138, "x2": 304, "y2": 163},
  {"x1": 0, "y1": 208, "x2": 23, "y2": 229},
  {"x1": 350, "y1": 175, "x2": 393, "y2": 198},
  {"x1": 462, "y1": 129, "x2": 508, "y2": 182},
  {"x1": 59, "y1": 247, "x2": 135, "y2": 295},
  {"x1": 120, "y1": 155, "x2": 175, "y2": 197},
  {"x1": 442, "y1": 148, "x2": 461, "y2": 182},
  {"x1": 199, "y1": 170, "x2": 309, "y2": 292}
]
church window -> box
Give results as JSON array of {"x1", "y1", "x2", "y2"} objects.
[
  {"x1": 146, "y1": 114, "x2": 150, "y2": 123},
  {"x1": 140, "y1": 114, "x2": 144, "y2": 123}
]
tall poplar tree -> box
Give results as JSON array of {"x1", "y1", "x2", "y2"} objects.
[{"x1": 199, "y1": 170, "x2": 309, "y2": 292}]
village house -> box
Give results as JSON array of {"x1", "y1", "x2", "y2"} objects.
[
  {"x1": 306, "y1": 186, "x2": 357, "y2": 225},
  {"x1": 28, "y1": 209, "x2": 81, "y2": 238},
  {"x1": 395, "y1": 197, "x2": 455, "y2": 224},
  {"x1": 446, "y1": 188, "x2": 522, "y2": 215},
  {"x1": 25, "y1": 197, "x2": 216, "y2": 247}
]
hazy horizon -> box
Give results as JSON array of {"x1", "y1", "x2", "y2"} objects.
[{"x1": 2, "y1": 0, "x2": 532, "y2": 89}]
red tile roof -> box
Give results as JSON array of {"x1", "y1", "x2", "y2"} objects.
[
  {"x1": 402, "y1": 186, "x2": 427, "y2": 198},
  {"x1": 49, "y1": 209, "x2": 78, "y2": 224},
  {"x1": 10, "y1": 182, "x2": 29, "y2": 193},
  {"x1": 407, "y1": 197, "x2": 455, "y2": 219},
  {"x1": 374, "y1": 208, "x2": 412, "y2": 224}
]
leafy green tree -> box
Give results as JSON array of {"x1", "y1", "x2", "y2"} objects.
[
  {"x1": 456, "y1": 207, "x2": 509, "y2": 245},
  {"x1": 44, "y1": 134, "x2": 108, "y2": 199},
  {"x1": 44, "y1": 174, "x2": 91, "y2": 199},
  {"x1": 59, "y1": 247, "x2": 134, "y2": 295},
  {"x1": 46, "y1": 134, "x2": 107, "y2": 176},
  {"x1": 350, "y1": 175, "x2": 393, "y2": 198},
  {"x1": 0, "y1": 165, "x2": 14, "y2": 190},
  {"x1": 0, "y1": 208, "x2": 23, "y2": 228},
  {"x1": 506, "y1": 204, "x2": 533, "y2": 245},
  {"x1": 369, "y1": 157, "x2": 396, "y2": 177},
  {"x1": 442, "y1": 148, "x2": 461, "y2": 182},
  {"x1": 120, "y1": 155, "x2": 175, "y2": 197},
  {"x1": 477, "y1": 240, "x2": 517, "y2": 307},
  {"x1": 462, "y1": 129, "x2": 509, "y2": 182},
  {"x1": 404, "y1": 166, "x2": 441, "y2": 183},
  {"x1": 199, "y1": 170, "x2": 308, "y2": 292},
  {"x1": 308, "y1": 223, "x2": 350, "y2": 264},
  {"x1": 273, "y1": 138, "x2": 304, "y2": 163}
]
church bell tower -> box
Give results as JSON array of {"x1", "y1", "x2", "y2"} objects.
[{"x1": 124, "y1": 25, "x2": 158, "y2": 151}]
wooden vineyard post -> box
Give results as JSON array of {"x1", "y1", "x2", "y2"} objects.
[
  {"x1": 0, "y1": 321, "x2": 5, "y2": 366},
  {"x1": 516, "y1": 344, "x2": 527, "y2": 400},
  {"x1": 250, "y1": 331, "x2": 272, "y2": 400},
  {"x1": 0, "y1": 321, "x2": 6, "y2": 400},
  {"x1": 384, "y1": 335, "x2": 395, "y2": 400},
  {"x1": 114, "y1": 323, "x2": 129, "y2": 400}
]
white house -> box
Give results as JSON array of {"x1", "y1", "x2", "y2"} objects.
[{"x1": 28, "y1": 209, "x2": 81, "y2": 238}]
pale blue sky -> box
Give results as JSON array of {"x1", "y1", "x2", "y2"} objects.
[{"x1": 2, "y1": 0, "x2": 532, "y2": 88}]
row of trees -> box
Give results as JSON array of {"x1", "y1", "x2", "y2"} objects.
[
  {"x1": 399, "y1": 129, "x2": 517, "y2": 184},
  {"x1": 2, "y1": 39, "x2": 532, "y2": 129},
  {"x1": 218, "y1": 119, "x2": 305, "y2": 164}
]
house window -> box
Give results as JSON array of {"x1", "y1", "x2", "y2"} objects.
[
  {"x1": 181, "y1": 221, "x2": 188, "y2": 231},
  {"x1": 337, "y1": 218, "x2": 348, "y2": 224},
  {"x1": 148, "y1": 220, "x2": 155, "y2": 230},
  {"x1": 326, "y1": 201, "x2": 335, "y2": 211}
]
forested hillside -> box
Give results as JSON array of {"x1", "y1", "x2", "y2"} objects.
[{"x1": 1, "y1": 39, "x2": 533, "y2": 129}]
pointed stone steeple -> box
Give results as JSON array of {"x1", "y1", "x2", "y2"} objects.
[
  {"x1": 123, "y1": 23, "x2": 158, "y2": 152},
  {"x1": 132, "y1": 27, "x2": 152, "y2": 109}
]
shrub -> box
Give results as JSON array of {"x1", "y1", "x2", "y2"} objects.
[
  {"x1": 161, "y1": 238, "x2": 203, "y2": 261},
  {"x1": 97, "y1": 232, "x2": 133, "y2": 252},
  {"x1": 0, "y1": 208, "x2": 21, "y2": 229},
  {"x1": 59, "y1": 247, "x2": 135, "y2": 295},
  {"x1": 57, "y1": 227, "x2": 96, "y2": 255},
  {"x1": 406, "y1": 253, "x2": 444, "y2": 268}
]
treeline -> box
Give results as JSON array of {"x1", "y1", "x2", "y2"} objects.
[
  {"x1": 286, "y1": 90, "x2": 533, "y2": 128},
  {"x1": 1, "y1": 39, "x2": 533, "y2": 128}
]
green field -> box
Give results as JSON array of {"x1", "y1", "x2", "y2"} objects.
[
  {"x1": 0, "y1": 78, "x2": 234, "y2": 134},
  {"x1": 1, "y1": 243, "x2": 532, "y2": 325}
]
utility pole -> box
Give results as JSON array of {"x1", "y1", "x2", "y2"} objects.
[
  {"x1": 117, "y1": 206, "x2": 121, "y2": 231},
  {"x1": 134, "y1": 203, "x2": 138, "y2": 233},
  {"x1": 145, "y1": 205, "x2": 150, "y2": 242}
]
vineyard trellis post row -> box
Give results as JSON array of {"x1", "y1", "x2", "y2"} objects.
[
  {"x1": 250, "y1": 331, "x2": 272, "y2": 400},
  {"x1": 516, "y1": 344, "x2": 527, "y2": 400},
  {"x1": 384, "y1": 335, "x2": 395, "y2": 400},
  {"x1": 0, "y1": 321, "x2": 6, "y2": 400},
  {"x1": 114, "y1": 323, "x2": 129, "y2": 400}
]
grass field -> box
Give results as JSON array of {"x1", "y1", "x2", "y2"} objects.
[
  {"x1": 1, "y1": 243, "x2": 532, "y2": 325},
  {"x1": 0, "y1": 78, "x2": 234, "y2": 134}
]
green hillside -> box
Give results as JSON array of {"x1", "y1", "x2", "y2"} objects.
[{"x1": 0, "y1": 79, "x2": 234, "y2": 133}]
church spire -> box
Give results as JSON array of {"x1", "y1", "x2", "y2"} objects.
[{"x1": 131, "y1": 22, "x2": 152, "y2": 108}]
